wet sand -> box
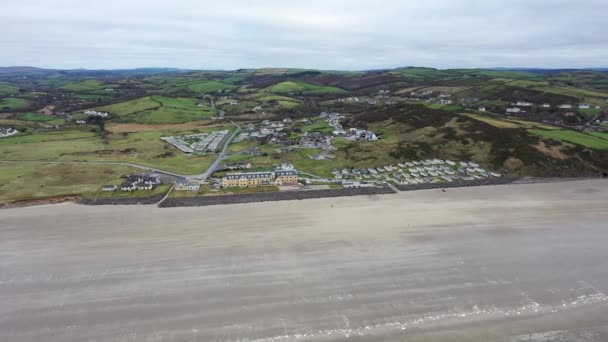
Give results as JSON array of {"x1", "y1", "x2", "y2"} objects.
[{"x1": 1, "y1": 179, "x2": 608, "y2": 341}]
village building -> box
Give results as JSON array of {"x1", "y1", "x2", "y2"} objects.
[
  {"x1": 299, "y1": 131, "x2": 330, "y2": 148},
  {"x1": 559, "y1": 104, "x2": 573, "y2": 109},
  {"x1": 221, "y1": 167, "x2": 299, "y2": 188},
  {"x1": 222, "y1": 172, "x2": 274, "y2": 188},
  {"x1": 161, "y1": 130, "x2": 229, "y2": 154},
  {"x1": 84, "y1": 110, "x2": 109, "y2": 118},
  {"x1": 246, "y1": 147, "x2": 262, "y2": 156},
  {"x1": 102, "y1": 185, "x2": 118, "y2": 192},
  {"x1": 120, "y1": 174, "x2": 161, "y2": 192},
  {"x1": 346, "y1": 128, "x2": 378, "y2": 141},
  {"x1": 506, "y1": 107, "x2": 522, "y2": 113},
  {"x1": 579, "y1": 104, "x2": 590, "y2": 109},
  {"x1": 0, "y1": 127, "x2": 19, "y2": 138},
  {"x1": 38, "y1": 105, "x2": 55, "y2": 115},
  {"x1": 274, "y1": 170, "x2": 298, "y2": 185}
]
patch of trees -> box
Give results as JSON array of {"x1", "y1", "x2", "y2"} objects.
[{"x1": 351, "y1": 103, "x2": 454, "y2": 128}]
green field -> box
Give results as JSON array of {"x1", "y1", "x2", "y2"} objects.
[
  {"x1": 187, "y1": 81, "x2": 237, "y2": 93},
  {"x1": 588, "y1": 131, "x2": 608, "y2": 139},
  {"x1": 221, "y1": 76, "x2": 244, "y2": 84},
  {"x1": 60, "y1": 80, "x2": 116, "y2": 92},
  {"x1": 498, "y1": 78, "x2": 608, "y2": 101},
  {"x1": 262, "y1": 81, "x2": 346, "y2": 95},
  {"x1": 256, "y1": 95, "x2": 301, "y2": 108},
  {"x1": 93, "y1": 96, "x2": 217, "y2": 124},
  {"x1": 464, "y1": 113, "x2": 560, "y2": 130},
  {"x1": 0, "y1": 83, "x2": 19, "y2": 95},
  {"x1": 454, "y1": 69, "x2": 540, "y2": 79},
  {"x1": 0, "y1": 97, "x2": 32, "y2": 111},
  {"x1": 17, "y1": 112, "x2": 66, "y2": 125},
  {"x1": 528, "y1": 129, "x2": 608, "y2": 150},
  {"x1": 95, "y1": 96, "x2": 160, "y2": 116},
  {"x1": 244, "y1": 93, "x2": 302, "y2": 109},
  {"x1": 393, "y1": 67, "x2": 457, "y2": 79},
  {"x1": 0, "y1": 128, "x2": 219, "y2": 174},
  {"x1": 0, "y1": 162, "x2": 142, "y2": 205}
]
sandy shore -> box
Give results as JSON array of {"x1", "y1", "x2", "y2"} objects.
[{"x1": 1, "y1": 179, "x2": 607, "y2": 341}]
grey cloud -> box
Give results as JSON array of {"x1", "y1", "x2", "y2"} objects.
[{"x1": 0, "y1": 0, "x2": 606, "y2": 69}]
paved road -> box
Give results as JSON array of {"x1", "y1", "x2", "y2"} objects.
[
  {"x1": 187, "y1": 121, "x2": 240, "y2": 180},
  {"x1": 1, "y1": 180, "x2": 607, "y2": 342}
]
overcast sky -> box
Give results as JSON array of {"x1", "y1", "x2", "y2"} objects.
[{"x1": 1, "y1": 0, "x2": 607, "y2": 70}]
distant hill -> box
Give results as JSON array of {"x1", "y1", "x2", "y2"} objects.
[
  {"x1": 0, "y1": 66, "x2": 52, "y2": 74},
  {"x1": 0, "y1": 66, "x2": 190, "y2": 76}
]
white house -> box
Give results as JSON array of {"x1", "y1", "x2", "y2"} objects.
[
  {"x1": 84, "y1": 110, "x2": 109, "y2": 118},
  {"x1": 0, "y1": 127, "x2": 19, "y2": 138}
]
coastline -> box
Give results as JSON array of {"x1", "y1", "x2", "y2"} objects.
[{"x1": 0, "y1": 176, "x2": 599, "y2": 209}]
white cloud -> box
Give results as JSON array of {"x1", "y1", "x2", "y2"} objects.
[{"x1": 0, "y1": 0, "x2": 606, "y2": 69}]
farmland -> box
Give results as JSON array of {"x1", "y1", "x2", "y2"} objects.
[
  {"x1": 0, "y1": 128, "x2": 219, "y2": 174},
  {"x1": 59, "y1": 80, "x2": 115, "y2": 92},
  {"x1": 94, "y1": 96, "x2": 217, "y2": 124},
  {"x1": 0, "y1": 97, "x2": 31, "y2": 110},
  {"x1": 0, "y1": 66, "x2": 607, "y2": 204},
  {"x1": 262, "y1": 81, "x2": 347, "y2": 95},
  {"x1": 187, "y1": 81, "x2": 237, "y2": 93},
  {"x1": 0, "y1": 82, "x2": 19, "y2": 95},
  {"x1": 0, "y1": 161, "x2": 142, "y2": 204}
]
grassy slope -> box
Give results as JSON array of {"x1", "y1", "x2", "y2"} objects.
[
  {"x1": 244, "y1": 93, "x2": 303, "y2": 109},
  {"x1": 95, "y1": 96, "x2": 160, "y2": 116},
  {"x1": 263, "y1": 81, "x2": 346, "y2": 95}
]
